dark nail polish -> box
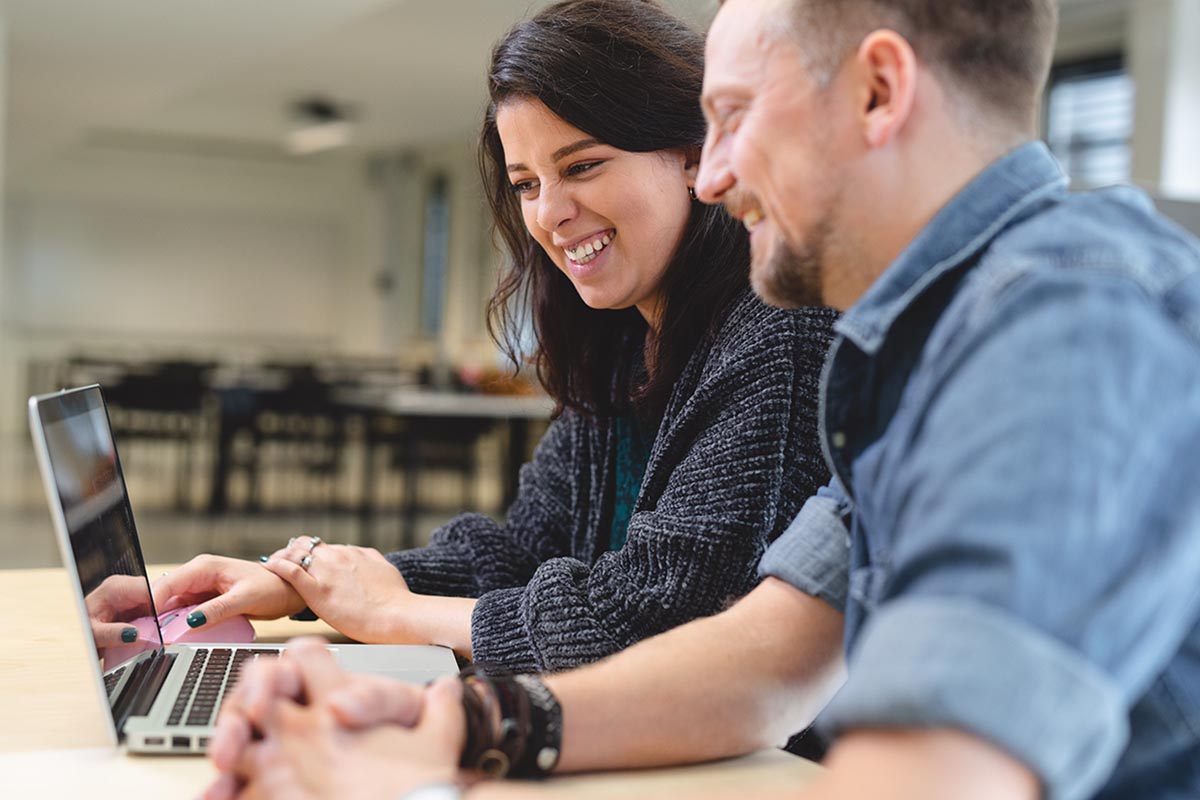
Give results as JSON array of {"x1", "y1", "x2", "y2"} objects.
[
  {"x1": 259, "y1": 555, "x2": 269, "y2": 562},
  {"x1": 186, "y1": 610, "x2": 207, "y2": 628},
  {"x1": 121, "y1": 627, "x2": 138, "y2": 643}
]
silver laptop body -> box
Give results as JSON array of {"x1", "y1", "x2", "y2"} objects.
[{"x1": 29, "y1": 385, "x2": 457, "y2": 754}]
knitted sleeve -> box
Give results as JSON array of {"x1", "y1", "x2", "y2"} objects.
[
  {"x1": 471, "y1": 300, "x2": 837, "y2": 672},
  {"x1": 386, "y1": 414, "x2": 578, "y2": 597}
]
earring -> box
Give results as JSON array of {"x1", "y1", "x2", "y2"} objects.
[{"x1": 688, "y1": 186, "x2": 697, "y2": 201}]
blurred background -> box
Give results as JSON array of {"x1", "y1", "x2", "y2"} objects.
[{"x1": 0, "y1": 0, "x2": 1197, "y2": 568}]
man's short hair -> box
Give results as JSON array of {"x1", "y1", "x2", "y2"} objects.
[{"x1": 780, "y1": 0, "x2": 1058, "y2": 132}]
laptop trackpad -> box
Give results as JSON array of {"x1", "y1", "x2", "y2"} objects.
[{"x1": 332, "y1": 644, "x2": 457, "y2": 685}]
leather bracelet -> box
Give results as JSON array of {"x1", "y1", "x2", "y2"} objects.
[
  {"x1": 455, "y1": 667, "x2": 563, "y2": 779},
  {"x1": 511, "y1": 674, "x2": 562, "y2": 777}
]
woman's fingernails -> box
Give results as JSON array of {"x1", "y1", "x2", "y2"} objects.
[
  {"x1": 186, "y1": 610, "x2": 207, "y2": 628},
  {"x1": 121, "y1": 626, "x2": 138, "y2": 643}
]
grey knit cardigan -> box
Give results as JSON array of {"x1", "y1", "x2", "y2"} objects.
[{"x1": 388, "y1": 290, "x2": 836, "y2": 672}]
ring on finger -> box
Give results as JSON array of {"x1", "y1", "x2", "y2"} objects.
[
  {"x1": 306, "y1": 536, "x2": 323, "y2": 552},
  {"x1": 300, "y1": 555, "x2": 313, "y2": 571}
]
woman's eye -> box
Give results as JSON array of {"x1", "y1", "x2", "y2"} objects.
[
  {"x1": 567, "y1": 160, "x2": 603, "y2": 177},
  {"x1": 510, "y1": 180, "x2": 537, "y2": 195}
]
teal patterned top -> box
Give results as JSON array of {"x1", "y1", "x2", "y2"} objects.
[{"x1": 609, "y1": 412, "x2": 654, "y2": 551}]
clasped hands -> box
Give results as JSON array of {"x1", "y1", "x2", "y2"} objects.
[{"x1": 202, "y1": 637, "x2": 466, "y2": 800}]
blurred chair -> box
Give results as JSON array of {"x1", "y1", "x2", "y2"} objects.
[{"x1": 91, "y1": 359, "x2": 214, "y2": 510}]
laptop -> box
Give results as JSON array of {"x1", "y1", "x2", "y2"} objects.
[{"x1": 28, "y1": 384, "x2": 458, "y2": 754}]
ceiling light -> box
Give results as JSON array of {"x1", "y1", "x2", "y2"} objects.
[{"x1": 285, "y1": 98, "x2": 354, "y2": 156}]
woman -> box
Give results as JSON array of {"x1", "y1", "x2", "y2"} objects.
[{"x1": 155, "y1": 0, "x2": 836, "y2": 672}]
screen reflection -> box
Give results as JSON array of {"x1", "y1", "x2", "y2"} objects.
[{"x1": 39, "y1": 389, "x2": 162, "y2": 697}]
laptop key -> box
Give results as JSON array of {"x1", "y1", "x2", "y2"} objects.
[{"x1": 178, "y1": 647, "x2": 279, "y2": 728}]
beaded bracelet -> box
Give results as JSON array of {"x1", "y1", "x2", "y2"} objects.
[{"x1": 456, "y1": 666, "x2": 562, "y2": 779}]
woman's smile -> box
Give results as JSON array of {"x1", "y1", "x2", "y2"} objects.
[{"x1": 564, "y1": 230, "x2": 616, "y2": 265}]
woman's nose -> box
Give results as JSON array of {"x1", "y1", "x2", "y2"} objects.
[{"x1": 535, "y1": 181, "x2": 577, "y2": 232}]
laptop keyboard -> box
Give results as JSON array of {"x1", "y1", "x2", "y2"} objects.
[{"x1": 167, "y1": 648, "x2": 280, "y2": 728}]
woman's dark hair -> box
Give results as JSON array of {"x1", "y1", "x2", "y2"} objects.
[{"x1": 482, "y1": 0, "x2": 750, "y2": 419}]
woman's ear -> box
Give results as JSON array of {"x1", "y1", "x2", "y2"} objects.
[{"x1": 682, "y1": 144, "x2": 702, "y2": 187}]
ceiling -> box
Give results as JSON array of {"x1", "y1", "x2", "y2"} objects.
[
  {"x1": 2, "y1": 0, "x2": 1124, "y2": 177},
  {"x1": 2, "y1": 0, "x2": 715, "y2": 175}
]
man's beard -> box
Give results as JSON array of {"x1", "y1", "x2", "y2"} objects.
[{"x1": 753, "y1": 215, "x2": 831, "y2": 309}]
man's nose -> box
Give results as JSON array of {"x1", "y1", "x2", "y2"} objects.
[{"x1": 696, "y1": 132, "x2": 735, "y2": 204}]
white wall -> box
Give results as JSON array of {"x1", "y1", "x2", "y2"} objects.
[
  {"x1": 0, "y1": 134, "x2": 499, "y2": 434},
  {"x1": 0, "y1": 17, "x2": 14, "y2": 436},
  {"x1": 1127, "y1": 0, "x2": 1200, "y2": 200}
]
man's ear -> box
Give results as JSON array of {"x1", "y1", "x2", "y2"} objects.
[{"x1": 851, "y1": 29, "x2": 918, "y2": 148}]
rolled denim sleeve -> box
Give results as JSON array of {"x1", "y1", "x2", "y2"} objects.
[
  {"x1": 824, "y1": 277, "x2": 1200, "y2": 799},
  {"x1": 758, "y1": 480, "x2": 851, "y2": 612},
  {"x1": 823, "y1": 597, "x2": 1126, "y2": 798}
]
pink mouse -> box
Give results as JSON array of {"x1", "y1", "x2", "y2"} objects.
[{"x1": 102, "y1": 605, "x2": 255, "y2": 666}]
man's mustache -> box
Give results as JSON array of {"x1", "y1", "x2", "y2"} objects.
[{"x1": 721, "y1": 190, "x2": 763, "y2": 222}]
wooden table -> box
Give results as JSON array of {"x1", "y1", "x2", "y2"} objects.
[{"x1": 0, "y1": 566, "x2": 821, "y2": 797}]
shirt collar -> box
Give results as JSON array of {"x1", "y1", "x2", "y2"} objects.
[{"x1": 835, "y1": 141, "x2": 1068, "y2": 355}]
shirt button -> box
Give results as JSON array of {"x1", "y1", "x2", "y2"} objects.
[{"x1": 831, "y1": 431, "x2": 847, "y2": 449}]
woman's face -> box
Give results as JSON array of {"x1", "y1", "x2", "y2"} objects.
[{"x1": 495, "y1": 97, "x2": 696, "y2": 329}]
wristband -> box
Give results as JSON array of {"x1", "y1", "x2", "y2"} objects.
[{"x1": 456, "y1": 667, "x2": 563, "y2": 779}]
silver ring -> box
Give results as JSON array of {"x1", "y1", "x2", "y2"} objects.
[
  {"x1": 300, "y1": 555, "x2": 313, "y2": 570},
  {"x1": 306, "y1": 536, "x2": 322, "y2": 552}
]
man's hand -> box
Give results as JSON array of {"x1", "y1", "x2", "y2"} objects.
[
  {"x1": 151, "y1": 554, "x2": 306, "y2": 629},
  {"x1": 203, "y1": 637, "x2": 463, "y2": 800},
  {"x1": 799, "y1": 728, "x2": 1040, "y2": 800}
]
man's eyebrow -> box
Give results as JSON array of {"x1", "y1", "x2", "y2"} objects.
[{"x1": 506, "y1": 138, "x2": 603, "y2": 173}]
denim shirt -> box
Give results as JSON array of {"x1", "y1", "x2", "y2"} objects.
[{"x1": 760, "y1": 142, "x2": 1200, "y2": 799}]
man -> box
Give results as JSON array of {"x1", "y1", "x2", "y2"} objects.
[{"x1": 204, "y1": 0, "x2": 1200, "y2": 798}]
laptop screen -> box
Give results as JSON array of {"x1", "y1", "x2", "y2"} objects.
[{"x1": 34, "y1": 387, "x2": 164, "y2": 685}]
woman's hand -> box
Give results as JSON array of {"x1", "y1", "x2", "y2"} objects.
[
  {"x1": 151, "y1": 554, "x2": 306, "y2": 630},
  {"x1": 261, "y1": 541, "x2": 417, "y2": 643},
  {"x1": 203, "y1": 638, "x2": 463, "y2": 800},
  {"x1": 85, "y1": 573, "x2": 153, "y2": 649}
]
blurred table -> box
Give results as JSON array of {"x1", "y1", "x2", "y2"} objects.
[
  {"x1": 335, "y1": 388, "x2": 555, "y2": 547},
  {"x1": 0, "y1": 565, "x2": 822, "y2": 798}
]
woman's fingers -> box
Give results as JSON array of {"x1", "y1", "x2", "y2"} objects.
[{"x1": 91, "y1": 620, "x2": 141, "y2": 649}]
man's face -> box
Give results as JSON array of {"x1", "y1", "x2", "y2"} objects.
[{"x1": 698, "y1": 0, "x2": 852, "y2": 308}]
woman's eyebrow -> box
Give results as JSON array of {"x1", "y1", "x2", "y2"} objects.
[{"x1": 506, "y1": 138, "x2": 602, "y2": 173}]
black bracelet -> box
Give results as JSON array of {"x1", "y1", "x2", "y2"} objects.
[
  {"x1": 455, "y1": 666, "x2": 563, "y2": 779},
  {"x1": 511, "y1": 674, "x2": 562, "y2": 777}
]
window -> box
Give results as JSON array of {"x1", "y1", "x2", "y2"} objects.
[
  {"x1": 1044, "y1": 55, "x2": 1134, "y2": 188},
  {"x1": 420, "y1": 173, "x2": 450, "y2": 337}
]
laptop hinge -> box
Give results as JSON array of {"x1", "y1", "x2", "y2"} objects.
[{"x1": 112, "y1": 649, "x2": 178, "y2": 737}]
